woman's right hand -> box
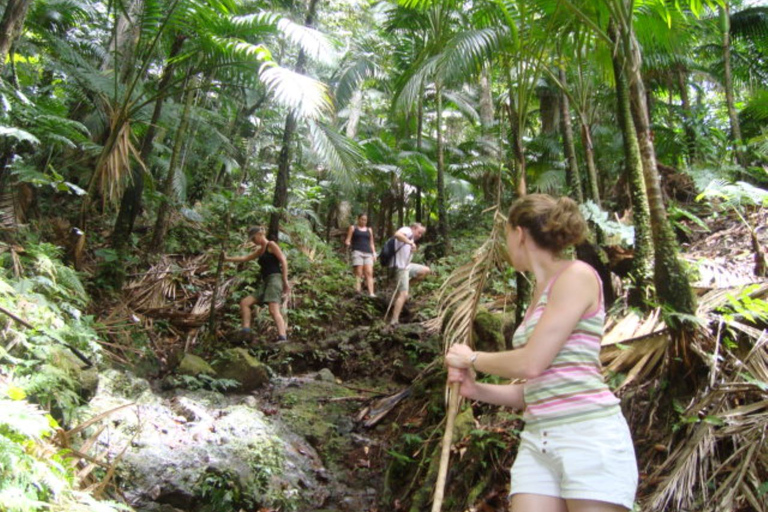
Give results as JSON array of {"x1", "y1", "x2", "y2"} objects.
[{"x1": 447, "y1": 366, "x2": 477, "y2": 399}]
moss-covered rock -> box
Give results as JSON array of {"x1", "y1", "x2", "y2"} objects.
[
  {"x1": 48, "y1": 346, "x2": 100, "y2": 400},
  {"x1": 212, "y1": 348, "x2": 269, "y2": 392},
  {"x1": 473, "y1": 307, "x2": 505, "y2": 352},
  {"x1": 177, "y1": 353, "x2": 216, "y2": 377}
]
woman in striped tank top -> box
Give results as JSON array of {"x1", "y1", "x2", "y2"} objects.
[{"x1": 446, "y1": 194, "x2": 637, "y2": 512}]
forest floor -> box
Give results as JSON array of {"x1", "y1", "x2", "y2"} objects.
[{"x1": 90, "y1": 205, "x2": 767, "y2": 511}]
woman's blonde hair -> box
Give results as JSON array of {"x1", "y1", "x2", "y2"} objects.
[
  {"x1": 247, "y1": 226, "x2": 266, "y2": 238},
  {"x1": 507, "y1": 194, "x2": 586, "y2": 254}
]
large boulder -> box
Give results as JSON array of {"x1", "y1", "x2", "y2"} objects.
[
  {"x1": 48, "y1": 346, "x2": 99, "y2": 400},
  {"x1": 177, "y1": 353, "x2": 216, "y2": 377},
  {"x1": 86, "y1": 370, "x2": 327, "y2": 512},
  {"x1": 212, "y1": 348, "x2": 270, "y2": 392}
]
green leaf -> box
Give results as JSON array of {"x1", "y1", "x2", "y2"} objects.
[
  {"x1": 6, "y1": 387, "x2": 26, "y2": 401},
  {"x1": 0, "y1": 126, "x2": 40, "y2": 144}
]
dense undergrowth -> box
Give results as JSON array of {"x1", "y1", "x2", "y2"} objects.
[{"x1": 3, "y1": 195, "x2": 767, "y2": 511}]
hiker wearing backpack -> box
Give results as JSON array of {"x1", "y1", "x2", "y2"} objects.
[
  {"x1": 344, "y1": 213, "x2": 377, "y2": 297},
  {"x1": 389, "y1": 222, "x2": 430, "y2": 326}
]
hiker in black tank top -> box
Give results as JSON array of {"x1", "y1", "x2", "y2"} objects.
[
  {"x1": 344, "y1": 214, "x2": 377, "y2": 297},
  {"x1": 224, "y1": 226, "x2": 291, "y2": 344}
]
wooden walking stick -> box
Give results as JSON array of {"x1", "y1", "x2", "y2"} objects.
[{"x1": 428, "y1": 209, "x2": 510, "y2": 512}]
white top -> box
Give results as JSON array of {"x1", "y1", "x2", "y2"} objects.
[{"x1": 393, "y1": 226, "x2": 414, "y2": 269}]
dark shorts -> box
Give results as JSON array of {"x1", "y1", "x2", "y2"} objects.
[{"x1": 258, "y1": 273, "x2": 284, "y2": 304}]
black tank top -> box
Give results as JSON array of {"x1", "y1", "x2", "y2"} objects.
[
  {"x1": 351, "y1": 226, "x2": 372, "y2": 253},
  {"x1": 258, "y1": 246, "x2": 282, "y2": 277}
]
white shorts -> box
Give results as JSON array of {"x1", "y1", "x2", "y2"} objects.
[
  {"x1": 351, "y1": 250, "x2": 373, "y2": 267},
  {"x1": 509, "y1": 411, "x2": 638, "y2": 509}
]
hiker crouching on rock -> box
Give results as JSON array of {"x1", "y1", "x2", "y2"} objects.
[
  {"x1": 224, "y1": 226, "x2": 290, "y2": 343},
  {"x1": 445, "y1": 194, "x2": 638, "y2": 512},
  {"x1": 344, "y1": 213, "x2": 377, "y2": 297},
  {"x1": 389, "y1": 222, "x2": 430, "y2": 326}
]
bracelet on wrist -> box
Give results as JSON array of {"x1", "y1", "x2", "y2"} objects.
[{"x1": 469, "y1": 351, "x2": 478, "y2": 371}]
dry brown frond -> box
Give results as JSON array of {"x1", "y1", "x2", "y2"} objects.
[
  {"x1": 426, "y1": 208, "x2": 510, "y2": 352},
  {"x1": 92, "y1": 104, "x2": 145, "y2": 207}
]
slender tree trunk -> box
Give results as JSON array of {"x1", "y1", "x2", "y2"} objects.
[
  {"x1": 150, "y1": 73, "x2": 197, "y2": 252},
  {"x1": 269, "y1": 111, "x2": 297, "y2": 241},
  {"x1": 345, "y1": 89, "x2": 363, "y2": 139},
  {"x1": 623, "y1": 26, "x2": 696, "y2": 318},
  {"x1": 112, "y1": 36, "x2": 185, "y2": 249},
  {"x1": 580, "y1": 120, "x2": 601, "y2": 206},
  {"x1": 415, "y1": 91, "x2": 424, "y2": 223},
  {"x1": 435, "y1": 80, "x2": 448, "y2": 255},
  {"x1": 677, "y1": 68, "x2": 697, "y2": 165},
  {"x1": 721, "y1": 5, "x2": 746, "y2": 168},
  {"x1": 538, "y1": 82, "x2": 559, "y2": 135},
  {"x1": 559, "y1": 68, "x2": 583, "y2": 203},
  {"x1": 0, "y1": 0, "x2": 33, "y2": 73},
  {"x1": 611, "y1": 26, "x2": 654, "y2": 309},
  {"x1": 268, "y1": 0, "x2": 320, "y2": 240},
  {"x1": 478, "y1": 65, "x2": 494, "y2": 129}
]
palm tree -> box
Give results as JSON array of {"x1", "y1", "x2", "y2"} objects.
[{"x1": 558, "y1": 0, "x2": 704, "y2": 319}]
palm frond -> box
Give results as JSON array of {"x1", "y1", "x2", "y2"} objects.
[
  {"x1": 276, "y1": 17, "x2": 336, "y2": 65},
  {"x1": 442, "y1": 90, "x2": 480, "y2": 123},
  {"x1": 335, "y1": 54, "x2": 382, "y2": 108},
  {"x1": 427, "y1": 208, "x2": 510, "y2": 352},
  {"x1": 259, "y1": 63, "x2": 332, "y2": 119},
  {"x1": 730, "y1": 6, "x2": 768, "y2": 43},
  {"x1": 439, "y1": 27, "x2": 507, "y2": 85},
  {"x1": 308, "y1": 120, "x2": 365, "y2": 190}
]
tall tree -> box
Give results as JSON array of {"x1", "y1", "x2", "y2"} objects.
[{"x1": 268, "y1": 0, "x2": 320, "y2": 241}]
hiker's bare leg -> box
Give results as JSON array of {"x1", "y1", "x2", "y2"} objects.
[
  {"x1": 410, "y1": 265, "x2": 431, "y2": 284},
  {"x1": 510, "y1": 494, "x2": 567, "y2": 512},
  {"x1": 353, "y1": 265, "x2": 363, "y2": 292},
  {"x1": 390, "y1": 290, "x2": 408, "y2": 324},
  {"x1": 268, "y1": 302, "x2": 286, "y2": 337},
  {"x1": 567, "y1": 499, "x2": 628, "y2": 512},
  {"x1": 239, "y1": 296, "x2": 257, "y2": 329},
  {"x1": 363, "y1": 264, "x2": 375, "y2": 295}
]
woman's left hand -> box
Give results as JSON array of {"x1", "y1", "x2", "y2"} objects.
[{"x1": 445, "y1": 344, "x2": 474, "y2": 369}]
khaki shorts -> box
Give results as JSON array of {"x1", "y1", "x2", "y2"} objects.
[
  {"x1": 351, "y1": 250, "x2": 374, "y2": 267},
  {"x1": 394, "y1": 268, "x2": 410, "y2": 293},
  {"x1": 509, "y1": 411, "x2": 638, "y2": 509},
  {"x1": 259, "y1": 273, "x2": 284, "y2": 304},
  {"x1": 394, "y1": 263, "x2": 430, "y2": 293}
]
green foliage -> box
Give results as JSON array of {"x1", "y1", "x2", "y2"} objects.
[
  {"x1": 717, "y1": 284, "x2": 768, "y2": 325},
  {"x1": 0, "y1": 382, "x2": 130, "y2": 512},
  {"x1": 0, "y1": 240, "x2": 102, "y2": 424},
  {"x1": 579, "y1": 201, "x2": 635, "y2": 247}
]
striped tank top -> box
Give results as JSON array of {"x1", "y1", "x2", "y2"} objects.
[{"x1": 512, "y1": 264, "x2": 620, "y2": 428}]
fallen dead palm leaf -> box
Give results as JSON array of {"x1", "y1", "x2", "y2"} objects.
[{"x1": 428, "y1": 208, "x2": 511, "y2": 512}]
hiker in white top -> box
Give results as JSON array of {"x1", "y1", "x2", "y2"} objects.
[{"x1": 389, "y1": 222, "x2": 430, "y2": 325}]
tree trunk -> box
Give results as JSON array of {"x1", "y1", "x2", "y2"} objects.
[
  {"x1": 0, "y1": 0, "x2": 33, "y2": 73},
  {"x1": 721, "y1": 5, "x2": 746, "y2": 168},
  {"x1": 101, "y1": 0, "x2": 144, "y2": 82},
  {"x1": 580, "y1": 120, "x2": 601, "y2": 206},
  {"x1": 559, "y1": 68, "x2": 583, "y2": 203},
  {"x1": 478, "y1": 65, "x2": 494, "y2": 130},
  {"x1": 269, "y1": 110, "x2": 297, "y2": 241},
  {"x1": 112, "y1": 36, "x2": 185, "y2": 249},
  {"x1": 677, "y1": 68, "x2": 697, "y2": 165},
  {"x1": 538, "y1": 82, "x2": 559, "y2": 135},
  {"x1": 415, "y1": 91, "x2": 424, "y2": 223},
  {"x1": 611, "y1": 26, "x2": 654, "y2": 309},
  {"x1": 624, "y1": 27, "x2": 696, "y2": 318},
  {"x1": 150, "y1": 73, "x2": 197, "y2": 252},
  {"x1": 268, "y1": 0, "x2": 320, "y2": 240},
  {"x1": 435, "y1": 80, "x2": 448, "y2": 255},
  {"x1": 345, "y1": 89, "x2": 363, "y2": 139}
]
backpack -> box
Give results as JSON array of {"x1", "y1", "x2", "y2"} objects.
[{"x1": 378, "y1": 237, "x2": 398, "y2": 267}]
